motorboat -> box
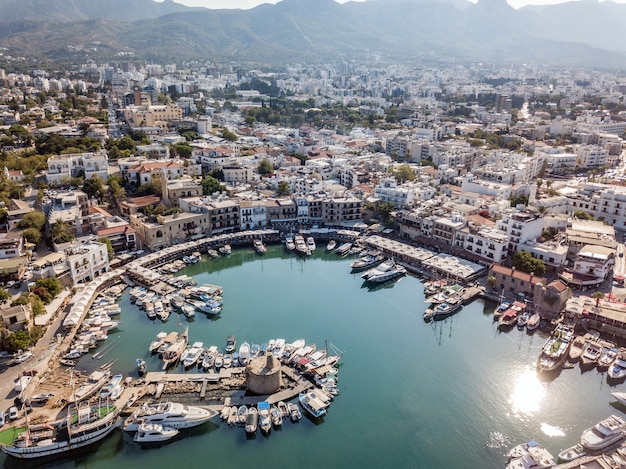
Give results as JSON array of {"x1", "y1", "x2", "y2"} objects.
[
  {"x1": 609, "y1": 350, "x2": 626, "y2": 380},
  {"x1": 237, "y1": 405, "x2": 248, "y2": 426},
  {"x1": 285, "y1": 234, "x2": 296, "y2": 251},
  {"x1": 149, "y1": 332, "x2": 169, "y2": 353},
  {"x1": 218, "y1": 244, "x2": 232, "y2": 255},
  {"x1": 270, "y1": 405, "x2": 283, "y2": 426},
  {"x1": 227, "y1": 406, "x2": 238, "y2": 426},
  {"x1": 124, "y1": 402, "x2": 218, "y2": 432},
  {"x1": 258, "y1": 402, "x2": 272, "y2": 434},
  {"x1": 579, "y1": 414, "x2": 626, "y2": 451},
  {"x1": 580, "y1": 341, "x2": 602, "y2": 368},
  {"x1": 180, "y1": 303, "x2": 196, "y2": 318},
  {"x1": 612, "y1": 391, "x2": 626, "y2": 407},
  {"x1": 597, "y1": 345, "x2": 619, "y2": 370},
  {"x1": 526, "y1": 313, "x2": 541, "y2": 332},
  {"x1": 306, "y1": 237, "x2": 316, "y2": 252},
  {"x1": 568, "y1": 335, "x2": 586, "y2": 362},
  {"x1": 136, "y1": 358, "x2": 146, "y2": 375},
  {"x1": 207, "y1": 249, "x2": 219, "y2": 258},
  {"x1": 1, "y1": 404, "x2": 121, "y2": 460},
  {"x1": 277, "y1": 401, "x2": 289, "y2": 419},
  {"x1": 225, "y1": 335, "x2": 236, "y2": 353},
  {"x1": 133, "y1": 422, "x2": 179, "y2": 445},
  {"x1": 239, "y1": 341, "x2": 251, "y2": 366},
  {"x1": 98, "y1": 374, "x2": 123, "y2": 399},
  {"x1": 186, "y1": 299, "x2": 221, "y2": 316},
  {"x1": 245, "y1": 407, "x2": 258, "y2": 434},
  {"x1": 326, "y1": 240, "x2": 337, "y2": 251},
  {"x1": 517, "y1": 311, "x2": 531, "y2": 329},
  {"x1": 506, "y1": 440, "x2": 556, "y2": 469},
  {"x1": 201, "y1": 345, "x2": 218, "y2": 370},
  {"x1": 220, "y1": 406, "x2": 231, "y2": 420},
  {"x1": 215, "y1": 353, "x2": 224, "y2": 369},
  {"x1": 350, "y1": 252, "x2": 385, "y2": 271},
  {"x1": 432, "y1": 302, "x2": 461, "y2": 320},
  {"x1": 294, "y1": 234, "x2": 310, "y2": 256},
  {"x1": 288, "y1": 402, "x2": 302, "y2": 421},
  {"x1": 223, "y1": 353, "x2": 233, "y2": 368},
  {"x1": 253, "y1": 239, "x2": 267, "y2": 254},
  {"x1": 361, "y1": 259, "x2": 396, "y2": 280},
  {"x1": 71, "y1": 370, "x2": 111, "y2": 403},
  {"x1": 557, "y1": 443, "x2": 587, "y2": 463},
  {"x1": 365, "y1": 263, "x2": 407, "y2": 284},
  {"x1": 183, "y1": 341, "x2": 204, "y2": 368},
  {"x1": 299, "y1": 390, "x2": 329, "y2": 419}
]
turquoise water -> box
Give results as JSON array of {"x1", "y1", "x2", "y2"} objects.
[{"x1": 2, "y1": 245, "x2": 625, "y2": 468}]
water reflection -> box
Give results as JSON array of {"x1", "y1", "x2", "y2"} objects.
[
  {"x1": 510, "y1": 368, "x2": 546, "y2": 416},
  {"x1": 540, "y1": 422, "x2": 565, "y2": 437}
]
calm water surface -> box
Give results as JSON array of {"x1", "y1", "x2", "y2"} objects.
[{"x1": 3, "y1": 246, "x2": 625, "y2": 468}]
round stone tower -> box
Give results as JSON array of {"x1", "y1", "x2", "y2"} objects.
[{"x1": 246, "y1": 354, "x2": 283, "y2": 395}]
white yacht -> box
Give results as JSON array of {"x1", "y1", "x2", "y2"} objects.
[
  {"x1": 183, "y1": 341, "x2": 204, "y2": 368},
  {"x1": 579, "y1": 414, "x2": 626, "y2": 451},
  {"x1": 238, "y1": 341, "x2": 251, "y2": 366},
  {"x1": 506, "y1": 440, "x2": 555, "y2": 469},
  {"x1": 133, "y1": 422, "x2": 179, "y2": 444},
  {"x1": 124, "y1": 402, "x2": 218, "y2": 432},
  {"x1": 365, "y1": 263, "x2": 407, "y2": 283}
]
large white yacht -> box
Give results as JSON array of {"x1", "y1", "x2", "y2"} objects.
[
  {"x1": 579, "y1": 414, "x2": 626, "y2": 451},
  {"x1": 123, "y1": 402, "x2": 218, "y2": 432}
]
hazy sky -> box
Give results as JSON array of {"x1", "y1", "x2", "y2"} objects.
[{"x1": 161, "y1": 0, "x2": 626, "y2": 10}]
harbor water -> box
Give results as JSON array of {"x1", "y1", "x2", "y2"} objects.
[{"x1": 3, "y1": 245, "x2": 625, "y2": 468}]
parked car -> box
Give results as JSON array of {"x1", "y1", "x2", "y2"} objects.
[
  {"x1": 0, "y1": 351, "x2": 12, "y2": 359},
  {"x1": 5, "y1": 280, "x2": 14, "y2": 288},
  {"x1": 31, "y1": 393, "x2": 54, "y2": 404},
  {"x1": 14, "y1": 351, "x2": 33, "y2": 364},
  {"x1": 0, "y1": 410, "x2": 5, "y2": 426},
  {"x1": 8, "y1": 406, "x2": 18, "y2": 420}
]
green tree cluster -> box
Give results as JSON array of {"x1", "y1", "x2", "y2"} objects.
[
  {"x1": 48, "y1": 220, "x2": 75, "y2": 245},
  {"x1": 512, "y1": 250, "x2": 546, "y2": 276},
  {"x1": 277, "y1": 181, "x2": 291, "y2": 196},
  {"x1": 201, "y1": 176, "x2": 226, "y2": 196},
  {"x1": 391, "y1": 164, "x2": 416, "y2": 183},
  {"x1": 257, "y1": 158, "x2": 274, "y2": 176},
  {"x1": 33, "y1": 277, "x2": 62, "y2": 304}
]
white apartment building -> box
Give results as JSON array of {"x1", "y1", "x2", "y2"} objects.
[
  {"x1": 462, "y1": 227, "x2": 509, "y2": 264},
  {"x1": 374, "y1": 177, "x2": 415, "y2": 208},
  {"x1": 575, "y1": 145, "x2": 608, "y2": 168},
  {"x1": 496, "y1": 209, "x2": 545, "y2": 252},
  {"x1": 560, "y1": 245, "x2": 615, "y2": 288},
  {"x1": 222, "y1": 164, "x2": 254, "y2": 185},
  {"x1": 461, "y1": 174, "x2": 512, "y2": 200},
  {"x1": 569, "y1": 184, "x2": 626, "y2": 229},
  {"x1": 67, "y1": 241, "x2": 110, "y2": 285},
  {"x1": 46, "y1": 152, "x2": 109, "y2": 185},
  {"x1": 520, "y1": 239, "x2": 569, "y2": 269},
  {"x1": 239, "y1": 200, "x2": 267, "y2": 230}
]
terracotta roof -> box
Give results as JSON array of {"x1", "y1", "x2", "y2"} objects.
[
  {"x1": 128, "y1": 195, "x2": 161, "y2": 206},
  {"x1": 490, "y1": 264, "x2": 546, "y2": 284},
  {"x1": 97, "y1": 225, "x2": 136, "y2": 236},
  {"x1": 89, "y1": 206, "x2": 112, "y2": 217},
  {"x1": 547, "y1": 280, "x2": 568, "y2": 293}
]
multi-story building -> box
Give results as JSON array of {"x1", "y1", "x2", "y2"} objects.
[
  {"x1": 461, "y1": 174, "x2": 512, "y2": 199},
  {"x1": 560, "y1": 244, "x2": 615, "y2": 289},
  {"x1": 496, "y1": 209, "x2": 544, "y2": 253},
  {"x1": 122, "y1": 104, "x2": 183, "y2": 128},
  {"x1": 321, "y1": 196, "x2": 363, "y2": 226},
  {"x1": 46, "y1": 152, "x2": 109, "y2": 185},
  {"x1": 222, "y1": 164, "x2": 254, "y2": 185},
  {"x1": 239, "y1": 200, "x2": 268, "y2": 230},
  {"x1": 265, "y1": 199, "x2": 298, "y2": 227},
  {"x1": 432, "y1": 212, "x2": 466, "y2": 247},
  {"x1": 162, "y1": 176, "x2": 202, "y2": 208},
  {"x1": 488, "y1": 264, "x2": 547, "y2": 304},
  {"x1": 66, "y1": 241, "x2": 110, "y2": 285},
  {"x1": 373, "y1": 177, "x2": 415, "y2": 208},
  {"x1": 461, "y1": 227, "x2": 508, "y2": 264},
  {"x1": 0, "y1": 235, "x2": 24, "y2": 259}
]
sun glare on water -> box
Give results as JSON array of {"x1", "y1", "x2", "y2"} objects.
[{"x1": 510, "y1": 368, "x2": 546, "y2": 416}]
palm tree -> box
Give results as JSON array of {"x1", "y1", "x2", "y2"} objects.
[{"x1": 592, "y1": 290, "x2": 604, "y2": 307}]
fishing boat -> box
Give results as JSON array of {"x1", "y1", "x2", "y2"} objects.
[
  {"x1": 239, "y1": 341, "x2": 251, "y2": 366},
  {"x1": 580, "y1": 340, "x2": 602, "y2": 369},
  {"x1": 133, "y1": 422, "x2": 179, "y2": 445},
  {"x1": 568, "y1": 335, "x2": 586, "y2": 362},
  {"x1": 258, "y1": 402, "x2": 272, "y2": 434},
  {"x1": 299, "y1": 390, "x2": 329, "y2": 419},
  {"x1": 161, "y1": 327, "x2": 189, "y2": 370},
  {"x1": 536, "y1": 323, "x2": 574, "y2": 373},
  {"x1": 493, "y1": 300, "x2": 511, "y2": 320},
  {"x1": 498, "y1": 301, "x2": 526, "y2": 329},
  {"x1": 608, "y1": 350, "x2": 626, "y2": 380},
  {"x1": 245, "y1": 407, "x2": 258, "y2": 434},
  {"x1": 270, "y1": 405, "x2": 283, "y2": 427},
  {"x1": 278, "y1": 401, "x2": 289, "y2": 419},
  {"x1": 517, "y1": 311, "x2": 531, "y2": 329},
  {"x1": 253, "y1": 239, "x2": 267, "y2": 254},
  {"x1": 288, "y1": 402, "x2": 302, "y2": 421},
  {"x1": 526, "y1": 313, "x2": 541, "y2": 332},
  {"x1": 237, "y1": 405, "x2": 248, "y2": 426},
  {"x1": 124, "y1": 402, "x2": 218, "y2": 432},
  {"x1": 579, "y1": 414, "x2": 626, "y2": 451},
  {"x1": 1, "y1": 403, "x2": 121, "y2": 460},
  {"x1": 326, "y1": 240, "x2": 337, "y2": 251}
]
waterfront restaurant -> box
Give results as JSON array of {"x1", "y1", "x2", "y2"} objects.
[{"x1": 566, "y1": 296, "x2": 626, "y2": 340}]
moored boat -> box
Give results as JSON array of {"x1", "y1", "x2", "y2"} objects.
[
  {"x1": 136, "y1": 358, "x2": 146, "y2": 375},
  {"x1": 225, "y1": 335, "x2": 236, "y2": 353},
  {"x1": 326, "y1": 240, "x2": 337, "y2": 251},
  {"x1": 124, "y1": 402, "x2": 218, "y2": 432},
  {"x1": 580, "y1": 341, "x2": 602, "y2": 369},
  {"x1": 557, "y1": 443, "x2": 587, "y2": 463},
  {"x1": 597, "y1": 345, "x2": 619, "y2": 370},
  {"x1": 253, "y1": 239, "x2": 267, "y2": 254},
  {"x1": 133, "y1": 422, "x2": 179, "y2": 445},
  {"x1": 568, "y1": 335, "x2": 586, "y2": 362},
  {"x1": 245, "y1": 407, "x2": 258, "y2": 434},
  {"x1": 526, "y1": 313, "x2": 541, "y2": 332},
  {"x1": 299, "y1": 390, "x2": 329, "y2": 419},
  {"x1": 609, "y1": 350, "x2": 626, "y2": 380},
  {"x1": 579, "y1": 414, "x2": 626, "y2": 451},
  {"x1": 161, "y1": 327, "x2": 189, "y2": 370},
  {"x1": 285, "y1": 234, "x2": 296, "y2": 251},
  {"x1": 506, "y1": 439, "x2": 555, "y2": 469},
  {"x1": 536, "y1": 323, "x2": 574, "y2": 373},
  {"x1": 432, "y1": 302, "x2": 462, "y2": 320},
  {"x1": 258, "y1": 401, "x2": 272, "y2": 434},
  {"x1": 239, "y1": 341, "x2": 251, "y2": 366},
  {"x1": 288, "y1": 402, "x2": 302, "y2": 421},
  {"x1": 1, "y1": 403, "x2": 121, "y2": 460},
  {"x1": 612, "y1": 391, "x2": 626, "y2": 407}
]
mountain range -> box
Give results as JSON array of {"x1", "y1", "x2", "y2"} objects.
[{"x1": 0, "y1": 0, "x2": 625, "y2": 68}]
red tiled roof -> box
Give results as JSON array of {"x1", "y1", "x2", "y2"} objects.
[{"x1": 97, "y1": 225, "x2": 136, "y2": 236}]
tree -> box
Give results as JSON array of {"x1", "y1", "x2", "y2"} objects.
[
  {"x1": 18, "y1": 211, "x2": 46, "y2": 231},
  {"x1": 277, "y1": 181, "x2": 291, "y2": 196},
  {"x1": 4, "y1": 330, "x2": 32, "y2": 353},
  {"x1": 48, "y1": 220, "x2": 75, "y2": 245},
  {"x1": 0, "y1": 288, "x2": 10, "y2": 304},
  {"x1": 22, "y1": 228, "x2": 42, "y2": 244},
  {"x1": 220, "y1": 128, "x2": 238, "y2": 142},
  {"x1": 512, "y1": 250, "x2": 546, "y2": 276},
  {"x1": 257, "y1": 158, "x2": 274, "y2": 176},
  {"x1": 573, "y1": 210, "x2": 594, "y2": 221},
  {"x1": 82, "y1": 175, "x2": 105, "y2": 199},
  {"x1": 391, "y1": 164, "x2": 416, "y2": 183},
  {"x1": 98, "y1": 237, "x2": 114, "y2": 260},
  {"x1": 487, "y1": 276, "x2": 497, "y2": 290},
  {"x1": 592, "y1": 291, "x2": 604, "y2": 308},
  {"x1": 510, "y1": 194, "x2": 529, "y2": 207},
  {"x1": 172, "y1": 142, "x2": 193, "y2": 158},
  {"x1": 201, "y1": 176, "x2": 225, "y2": 196},
  {"x1": 34, "y1": 277, "x2": 62, "y2": 302}
]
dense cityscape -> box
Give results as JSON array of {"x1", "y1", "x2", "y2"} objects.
[{"x1": 3, "y1": 9, "x2": 626, "y2": 467}]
